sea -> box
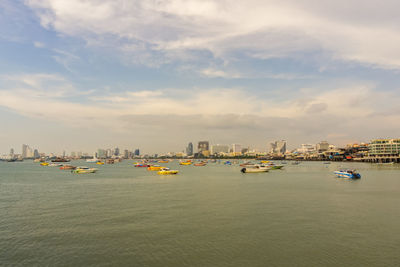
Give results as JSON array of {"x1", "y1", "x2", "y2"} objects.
[{"x1": 1, "y1": 160, "x2": 399, "y2": 266}]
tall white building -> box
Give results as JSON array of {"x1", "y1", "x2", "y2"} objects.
[
  {"x1": 232, "y1": 144, "x2": 242, "y2": 154},
  {"x1": 22, "y1": 144, "x2": 34, "y2": 158},
  {"x1": 298, "y1": 144, "x2": 316, "y2": 154}
]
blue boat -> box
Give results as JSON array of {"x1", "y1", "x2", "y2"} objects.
[
  {"x1": 224, "y1": 161, "x2": 232, "y2": 165},
  {"x1": 334, "y1": 170, "x2": 361, "y2": 179}
]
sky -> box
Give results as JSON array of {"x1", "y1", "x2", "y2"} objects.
[{"x1": 1, "y1": 0, "x2": 400, "y2": 154}]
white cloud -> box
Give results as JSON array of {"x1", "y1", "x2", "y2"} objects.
[{"x1": 25, "y1": 0, "x2": 400, "y2": 69}]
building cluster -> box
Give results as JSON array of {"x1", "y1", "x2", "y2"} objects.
[{"x1": 2, "y1": 139, "x2": 400, "y2": 162}]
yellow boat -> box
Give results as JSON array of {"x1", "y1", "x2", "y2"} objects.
[
  {"x1": 158, "y1": 160, "x2": 169, "y2": 163},
  {"x1": 96, "y1": 161, "x2": 105, "y2": 165},
  {"x1": 260, "y1": 160, "x2": 270, "y2": 164},
  {"x1": 147, "y1": 165, "x2": 164, "y2": 171},
  {"x1": 40, "y1": 162, "x2": 49, "y2": 166},
  {"x1": 179, "y1": 161, "x2": 192, "y2": 165},
  {"x1": 158, "y1": 168, "x2": 179, "y2": 175}
]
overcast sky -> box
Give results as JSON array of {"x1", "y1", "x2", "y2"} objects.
[{"x1": 1, "y1": 0, "x2": 400, "y2": 154}]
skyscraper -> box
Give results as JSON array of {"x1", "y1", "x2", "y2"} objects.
[
  {"x1": 134, "y1": 149, "x2": 140, "y2": 156},
  {"x1": 186, "y1": 142, "x2": 193, "y2": 156},
  {"x1": 198, "y1": 141, "x2": 209, "y2": 153},
  {"x1": 114, "y1": 147, "x2": 120, "y2": 156},
  {"x1": 232, "y1": 144, "x2": 242, "y2": 154},
  {"x1": 210, "y1": 144, "x2": 229, "y2": 154},
  {"x1": 269, "y1": 140, "x2": 287, "y2": 154}
]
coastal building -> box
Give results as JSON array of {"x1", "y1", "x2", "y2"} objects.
[
  {"x1": 269, "y1": 140, "x2": 287, "y2": 154},
  {"x1": 98, "y1": 149, "x2": 107, "y2": 158},
  {"x1": 232, "y1": 144, "x2": 242, "y2": 155},
  {"x1": 22, "y1": 144, "x2": 34, "y2": 158},
  {"x1": 211, "y1": 144, "x2": 229, "y2": 155},
  {"x1": 10, "y1": 148, "x2": 14, "y2": 158},
  {"x1": 298, "y1": 144, "x2": 316, "y2": 154},
  {"x1": 114, "y1": 147, "x2": 120, "y2": 156},
  {"x1": 198, "y1": 141, "x2": 209, "y2": 153},
  {"x1": 134, "y1": 149, "x2": 140, "y2": 156},
  {"x1": 316, "y1": 141, "x2": 329, "y2": 152},
  {"x1": 33, "y1": 149, "x2": 40, "y2": 159},
  {"x1": 368, "y1": 139, "x2": 400, "y2": 157},
  {"x1": 186, "y1": 142, "x2": 193, "y2": 156}
]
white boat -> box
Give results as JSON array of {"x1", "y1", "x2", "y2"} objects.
[
  {"x1": 48, "y1": 163, "x2": 62, "y2": 167},
  {"x1": 86, "y1": 158, "x2": 99, "y2": 163},
  {"x1": 241, "y1": 166, "x2": 269, "y2": 173},
  {"x1": 334, "y1": 170, "x2": 361, "y2": 179}
]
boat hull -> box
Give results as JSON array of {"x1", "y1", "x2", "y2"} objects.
[
  {"x1": 334, "y1": 171, "x2": 361, "y2": 179},
  {"x1": 241, "y1": 168, "x2": 269, "y2": 173}
]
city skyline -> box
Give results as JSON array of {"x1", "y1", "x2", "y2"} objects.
[{"x1": 1, "y1": 1, "x2": 400, "y2": 153}]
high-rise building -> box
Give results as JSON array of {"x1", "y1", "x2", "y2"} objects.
[
  {"x1": 299, "y1": 144, "x2": 315, "y2": 154},
  {"x1": 134, "y1": 149, "x2": 140, "y2": 156},
  {"x1": 10, "y1": 148, "x2": 14, "y2": 157},
  {"x1": 211, "y1": 144, "x2": 229, "y2": 154},
  {"x1": 186, "y1": 142, "x2": 193, "y2": 156},
  {"x1": 269, "y1": 140, "x2": 287, "y2": 154},
  {"x1": 22, "y1": 144, "x2": 34, "y2": 158},
  {"x1": 114, "y1": 147, "x2": 120, "y2": 156},
  {"x1": 123, "y1": 149, "x2": 129, "y2": 159},
  {"x1": 232, "y1": 144, "x2": 242, "y2": 154},
  {"x1": 98, "y1": 149, "x2": 107, "y2": 158},
  {"x1": 198, "y1": 141, "x2": 209, "y2": 153},
  {"x1": 33, "y1": 149, "x2": 40, "y2": 158}
]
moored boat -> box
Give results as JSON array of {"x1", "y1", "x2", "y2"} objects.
[
  {"x1": 60, "y1": 165, "x2": 76, "y2": 170},
  {"x1": 241, "y1": 166, "x2": 269, "y2": 173},
  {"x1": 72, "y1": 166, "x2": 97, "y2": 174},
  {"x1": 179, "y1": 161, "x2": 192, "y2": 165},
  {"x1": 40, "y1": 162, "x2": 49, "y2": 166},
  {"x1": 157, "y1": 168, "x2": 179, "y2": 175},
  {"x1": 148, "y1": 165, "x2": 164, "y2": 171},
  {"x1": 334, "y1": 170, "x2": 361, "y2": 179}
]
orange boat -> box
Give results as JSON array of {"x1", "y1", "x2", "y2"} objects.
[
  {"x1": 60, "y1": 165, "x2": 76, "y2": 170},
  {"x1": 194, "y1": 163, "x2": 206, "y2": 166}
]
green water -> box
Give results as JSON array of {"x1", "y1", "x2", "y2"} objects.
[{"x1": 1, "y1": 161, "x2": 399, "y2": 266}]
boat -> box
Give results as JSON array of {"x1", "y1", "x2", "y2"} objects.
[
  {"x1": 158, "y1": 160, "x2": 169, "y2": 163},
  {"x1": 157, "y1": 168, "x2": 179, "y2": 175},
  {"x1": 268, "y1": 164, "x2": 284, "y2": 170},
  {"x1": 40, "y1": 162, "x2": 49, "y2": 166},
  {"x1": 96, "y1": 161, "x2": 105, "y2": 165},
  {"x1": 106, "y1": 159, "x2": 115, "y2": 164},
  {"x1": 148, "y1": 165, "x2": 165, "y2": 171},
  {"x1": 49, "y1": 163, "x2": 63, "y2": 167},
  {"x1": 224, "y1": 161, "x2": 232, "y2": 165},
  {"x1": 72, "y1": 166, "x2": 97, "y2": 174},
  {"x1": 240, "y1": 161, "x2": 254, "y2": 167},
  {"x1": 194, "y1": 162, "x2": 207, "y2": 166},
  {"x1": 241, "y1": 166, "x2": 269, "y2": 173},
  {"x1": 260, "y1": 160, "x2": 270, "y2": 164},
  {"x1": 86, "y1": 158, "x2": 99, "y2": 163},
  {"x1": 179, "y1": 161, "x2": 192, "y2": 165},
  {"x1": 375, "y1": 162, "x2": 395, "y2": 165},
  {"x1": 51, "y1": 157, "x2": 70, "y2": 162},
  {"x1": 334, "y1": 170, "x2": 361, "y2": 179},
  {"x1": 60, "y1": 165, "x2": 76, "y2": 170},
  {"x1": 134, "y1": 163, "x2": 150, "y2": 167}
]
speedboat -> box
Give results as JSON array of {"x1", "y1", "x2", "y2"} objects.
[
  {"x1": 334, "y1": 170, "x2": 361, "y2": 179},
  {"x1": 179, "y1": 161, "x2": 192, "y2": 165},
  {"x1": 60, "y1": 165, "x2": 76, "y2": 170},
  {"x1": 148, "y1": 165, "x2": 164, "y2": 171},
  {"x1": 194, "y1": 162, "x2": 207, "y2": 166},
  {"x1": 72, "y1": 166, "x2": 97, "y2": 174},
  {"x1": 134, "y1": 163, "x2": 150, "y2": 167},
  {"x1": 40, "y1": 162, "x2": 49, "y2": 166},
  {"x1": 49, "y1": 163, "x2": 63, "y2": 167},
  {"x1": 158, "y1": 160, "x2": 169, "y2": 163},
  {"x1": 96, "y1": 161, "x2": 105, "y2": 165},
  {"x1": 157, "y1": 168, "x2": 179, "y2": 175},
  {"x1": 241, "y1": 165, "x2": 269, "y2": 173},
  {"x1": 224, "y1": 161, "x2": 232, "y2": 165}
]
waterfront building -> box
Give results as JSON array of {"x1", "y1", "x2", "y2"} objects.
[
  {"x1": 114, "y1": 147, "x2": 120, "y2": 156},
  {"x1": 33, "y1": 149, "x2": 40, "y2": 159},
  {"x1": 211, "y1": 144, "x2": 229, "y2": 155},
  {"x1": 134, "y1": 149, "x2": 140, "y2": 156},
  {"x1": 10, "y1": 148, "x2": 14, "y2": 158},
  {"x1": 368, "y1": 139, "x2": 400, "y2": 157},
  {"x1": 22, "y1": 144, "x2": 34, "y2": 158},
  {"x1": 186, "y1": 142, "x2": 193, "y2": 156},
  {"x1": 269, "y1": 140, "x2": 287, "y2": 154},
  {"x1": 232, "y1": 144, "x2": 242, "y2": 154},
  {"x1": 316, "y1": 141, "x2": 329, "y2": 152},
  {"x1": 298, "y1": 144, "x2": 316, "y2": 154},
  {"x1": 123, "y1": 149, "x2": 129, "y2": 159},
  {"x1": 98, "y1": 149, "x2": 107, "y2": 158},
  {"x1": 198, "y1": 141, "x2": 209, "y2": 153}
]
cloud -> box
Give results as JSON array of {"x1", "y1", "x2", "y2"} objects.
[
  {"x1": 25, "y1": 0, "x2": 400, "y2": 69},
  {"x1": 1, "y1": 72, "x2": 400, "y2": 152}
]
